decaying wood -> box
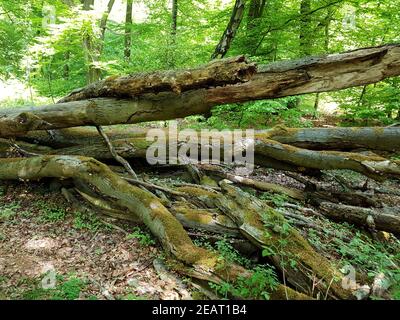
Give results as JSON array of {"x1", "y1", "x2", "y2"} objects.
[
  {"x1": 1, "y1": 44, "x2": 400, "y2": 300},
  {"x1": 20, "y1": 126, "x2": 400, "y2": 152},
  {"x1": 320, "y1": 202, "x2": 400, "y2": 235},
  {"x1": 0, "y1": 155, "x2": 317, "y2": 299},
  {"x1": 1, "y1": 45, "x2": 400, "y2": 137},
  {"x1": 96, "y1": 125, "x2": 137, "y2": 179},
  {"x1": 264, "y1": 126, "x2": 400, "y2": 152},
  {"x1": 59, "y1": 55, "x2": 256, "y2": 102},
  {"x1": 196, "y1": 164, "x2": 305, "y2": 201}
]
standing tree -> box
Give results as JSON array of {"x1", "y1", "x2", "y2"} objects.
[
  {"x1": 211, "y1": 0, "x2": 245, "y2": 59},
  {"x1": 124, "y1": 0, "x2": 133, "y2": 61},
  {"x1": 82, "y1": 0, "x2": 116, "y2": 84}
]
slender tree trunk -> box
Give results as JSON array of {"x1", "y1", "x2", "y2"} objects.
[
  {"x1": 82, "y1": 0, "x2": 116, "y2": 84},
  {"x1": 211, "y1": 0, "x2": 245, "y2": 59},
  {"x1": 313, "y1": 93, "x2": 320, "y2": 119},
  {"x1": 299, "y1": 0, "x2": 312, "y2": 57},
  {"x1": 246, "y1": 0, "x2": 267, "y2": 55},
  {"x1": 82, "y1": 0, "x2": 94, "y2": 10},
  {"x1": 124, "y1": 0, "x2": 133, "y2": 61},
  {"x1": 171, "y1": 0, "x2": 178, "y2": 42},
  {"x1": 63, "y1": 51, "x2": 70, "y2": 80},
  {"x1": 313, "y1": 8, "x2": 332, "y2": 117},
  {"x1": 167, "y1": 0, "x2": 178, "y2": 68}
]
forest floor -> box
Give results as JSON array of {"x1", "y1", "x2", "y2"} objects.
[
  {"x1": 0, "y1": 181, "x2": 194, "y2": 300},
  {"x1": 0, "y1": 165, "x2": 399, "y2": 300}
]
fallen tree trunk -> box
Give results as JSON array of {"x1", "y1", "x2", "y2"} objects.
[
  {"x1": 172, "y1": 181, "x2": 352, "y2": 298},
  {"x1": 20, "y1": 126, "x2": 400, "y2": 152},
  {"x1": 8, "y1": 132, "x2": 400, "y2": 180},
  {"x1": 0, "y1": 154, "x2": 302, "y2": 299},
  {"x1": 262, "y1": 126, "x2": 400, "y2": 152},
  {"x1": 59, "y1": 55, "x2": 256, "y2": 102},
  {"x1": 0, "y1": 155, "x2": 354, "y2": 299},
  {"x1": 320, "y1": 202, "x2": 400, "y2": 235},
  {"x1": 1, "y1": 45, "x2": 400, "y2": 137}
]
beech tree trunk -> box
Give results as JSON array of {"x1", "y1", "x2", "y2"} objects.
[
  {"x1": 211, "y1": 0, "x2": 246, "y2": 59},
  {"x1": 124, "y1": 0, "x2": 133, "y2": 61},
  {"x1": 19, "y1": 126, "x2": 400, "y2": 152},
  {"x1": 0, "y1": 155, "x2": 351, "y2": 299},
  {"x1": 1, "y1": 45, "x2": 399, "y2": 139}
]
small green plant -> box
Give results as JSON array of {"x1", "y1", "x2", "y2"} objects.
[
  {"x1": 209, "y1": 265, "x2": 279, "y2": 300},
  {"x1": 0, "y1": 276, "x2": 7, "y2": 284},
  {"x1": 215, "y1": 238, "x2": 251, "y2": 268},
  {"x1": 120, "y1": 293, "x2": 147, "y2": 300},
  {"x1": 73, "y1": 212, "x2": 104, "y2": 232},
  {"x1": 22, "y1": 275, "x2": 86, "y2": 300},
  {"x1": 126, "y1": 227, "x2": 155, "y2": 246},
  {"x1": 0, "y1": 185, "x2": 7, "y2": 197},
  {"x1": 0, "y1": 202, "x2": 21, "y2": 222},
  {"x1": 259, "y1": 192, "x2": 290, "y2": 208},
  {"x1": 36, "y1": 201, "x2": 67, "y2": 223},
  {"x1": 261, "y1": 209, "x2": 298, "y2": 271}
]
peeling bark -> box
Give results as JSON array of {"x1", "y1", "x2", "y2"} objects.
[
  {"x1": 1, "y1": 45, "x2": 400, "y2": 138},
  {"x1": 0, "y1": 155, "x2": 310, "y2": 299},
  {"x1": 59, "y1": 55, "x2": 256, "y2": 102}
]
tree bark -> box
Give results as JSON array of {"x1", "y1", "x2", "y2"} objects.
[
  {"x1": 8, "y1": 127, "x2": 400, "y2": 180},
  {"x1": 211, "y1": 0, "x2": 245, "y2": 59},
  {"x1": 124, "y1": 0, "x2": 133, "y2": 61},
  {"x1": 299, "y1": 0, "x2": 312, "y2": 56},
  {"x1": 0, "y1": 45, "x2": 392, "y2": 138},
  {"x1": 168, "y1": 0, "x2": 178, "y2": 68},
  {"x1": 82, "y1": 0, "x2": 116, "y2": 84},
  {"x1": 21, "y1": 126, "x2": 400, "y2": 152},
  {"x1": 0, "y1": 155, "x2": 342, "y2": 299},
  {"x1": 320, "y1": 202, "x2": 400, "y2": 235},
  {"x1": 59, "y1": 55, "x2": 256, "y2": 102}
]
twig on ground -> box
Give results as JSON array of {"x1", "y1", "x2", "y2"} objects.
[{"x1": 96, "y1": 125, "x2": 138, "y2": 179}]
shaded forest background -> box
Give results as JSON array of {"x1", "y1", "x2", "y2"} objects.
[{"x1": 1, "y1": 0, "x2": 399, "y2": 128}]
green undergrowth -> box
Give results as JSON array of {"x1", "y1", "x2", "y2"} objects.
[
  {"x1": 20, "y1": 275, "x2": 87, "y2": 300},
  {"x1": 194, "y1": 237, "x2": 279, "y2": 299}
]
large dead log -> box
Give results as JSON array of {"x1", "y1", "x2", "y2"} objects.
[
  {"x1": 7, "y1": 132, "x2": 400, "y2": 180},
  {"x1": 1, "y1": 45, "x2": 400, "y2": 137},
  {"x1": 59, "y1": 55, "x2": 256, "y2": 102},
  {"x1": 21, "y1": 126, "x2": 400, "y2": 152},
  {"x1": 173, "y1": 181, "x2": 352, "y2": 298},
  {"x1": 0, "y1": 154, "x2": 310, "y2": 299},
  {"x1": 320, "y1": 202, "x2": 400, "y2": 235},
  {"x1": 263, "y1": 126, "x2": 400, "y2": 152},
  {"x1": 0, "y1": 155, "x2": 356, "y2": 298}
]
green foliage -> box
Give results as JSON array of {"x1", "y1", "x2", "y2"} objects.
[
  {"x1": 215, "y1": 238, "x2": 251, "y2": 267},
  {"x1": 196, "y1": 97, "x2": 313, "y2": 130},
  {"x1": 1, "y1": 0, "x2": 399, "y2": 125},
  {"x1": 307, "y1": 222, "x2": 400, "y2": 298},
  {"x1": 72, "y1": 211, "x2": 105, "y2": 232},
  {"x1": 120, "y1": 293, "x2": 147, "y2": 300},
  {"x1": 23, "y1": 275, "x2": 86, "y2": 300},
  {"x1": 209, "y1": 265, "x2": 279, "y2": 300},
  {"x1": 0, "y1": 202, "x2": 21, "y2": 222},
  {"x1": 334, "y1": 79, "x2": 400, "y2": 125},
  {"x1": 259, "y1": 192, "x2": 290, "y2": 208},
  {"x1": 126, "y1": 226, "x2": 156, "y2": 246},
  {"x1": 36, "y1": 200, "x2": 67, "y2": 223},
  {"x1": 261, "y1": 209, "x2": 298, "y2": 271}
]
